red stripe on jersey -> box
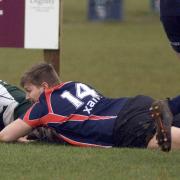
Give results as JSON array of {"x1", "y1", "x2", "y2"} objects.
[
  {"x1": 40, "y1": 113, "x2": 116, "y2": 125},
  {"x1": 89, "y1": 115, "x2": 117, "y2": 120},
  {"x1": 23, "y1": 118, "x2": 42, "y2": 127},
  {"x1": 68, "y1": 114, "x2": 116, "y2": 121},
  {"x1": 59, "y1": 134, "x2": 112, "y2": 148},
  {"x1": 41, "y1": 113, "x2": 67, "y2": 125},
  {"x1": 49, "y1": 81, "x2": 71, "y2": 92},
  {"x1": 23, "y1": 104, "x2": 42, "y2": 127},
  {"x1": 23, "y1": 105, "x2": 33, "y2": 120},
  {"x1": 45, "y1": 81, "x2": 72, "y2": 113},
  {"x1": 44, "y1": 90, "x2": 53, "y2": 113}
]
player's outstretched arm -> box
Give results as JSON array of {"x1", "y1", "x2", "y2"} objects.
[{"x1": 0, "y1": 119, "x2": 32, "y2": 142}]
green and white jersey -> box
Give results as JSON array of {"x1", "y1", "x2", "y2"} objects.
[{"x1": 0, "y1": 80, "x2": 31, "y2": 130}]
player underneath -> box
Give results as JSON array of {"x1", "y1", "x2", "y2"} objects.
[
  {"x1": 0, "y1": 80, "x2": 59, "y2": 143},
  {"x1": 160, "y1": 0, "x2": 180, "y2": 59},
  {"x1": 1, "y1": 63, "x2": 180, "y2": 152}
]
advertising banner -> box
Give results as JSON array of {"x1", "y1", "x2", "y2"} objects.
[{"x1": 0, "y1": 0, "x2": 59, "y2": 49}]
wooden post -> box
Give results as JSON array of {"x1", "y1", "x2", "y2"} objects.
[
  {"x1": 44, "y1": 49, "x2": 60, "y2": 74},
  {"x1": 44, "y1": 0, "x2": 62, "y2": 75}
]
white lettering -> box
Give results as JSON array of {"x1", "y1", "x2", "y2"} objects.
[
  {"x1": 76, "y1": 83, "x2": 98, "y2": 99},
  {"x1": 61, "y1": 83, "x2": 102, "y2": 114},
  {"x1": 83, "y1": 106, "x2": 92, "y2": 114},
  {"x1": 83, "y1": 96, "x2": 101, "y2": 114},
  {"x1": 87, "y1": 100, "x2": 96, "y2": 108},
  {"x1": 61, "y1": 91, "x2": 83, "y2": 109}
]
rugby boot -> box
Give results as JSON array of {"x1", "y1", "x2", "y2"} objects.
[{"x1": 149, "y1": 100, "x2": 173, "y2": 152}]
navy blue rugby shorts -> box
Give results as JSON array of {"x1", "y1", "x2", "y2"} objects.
[
  {"x1": 161, "y1": 16, "x2": 180, "y2": 53},
  {"x1": 113, "y1": 95, "x2": 156, "y2": 148}
]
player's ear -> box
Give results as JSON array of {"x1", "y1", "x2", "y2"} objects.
[{"x1": 41, "y1": 82, "x2": 49, "y2": 89}]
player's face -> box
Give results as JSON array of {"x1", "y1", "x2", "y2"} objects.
[{"x1": 24, "y1": 83, "x2": 44, "y2": 102}]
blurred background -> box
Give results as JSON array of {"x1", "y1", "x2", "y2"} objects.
[{"x1": 0, "y1": 0, "x2": 179, "y2": 99}]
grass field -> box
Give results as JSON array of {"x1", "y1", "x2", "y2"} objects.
[{"x1": 0, "y1": 0, "x2": 180, "y2": 179}]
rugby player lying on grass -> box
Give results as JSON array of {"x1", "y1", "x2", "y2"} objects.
[
  {"x1": 0, "y1": 63, "x2": 180, "y2": 152},
  {"x1": 0, "y1": 80, "x2": 59, "y2": 143}
]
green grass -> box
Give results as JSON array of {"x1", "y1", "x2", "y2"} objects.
[
  {"x1": 1, "y1": 143, "x2": 180, "y2": 180},
  {"x1": 0, "y1": 0, "x2": 180, "y2": 179}
]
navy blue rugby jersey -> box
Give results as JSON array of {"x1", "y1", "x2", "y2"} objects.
[
  {"x1": 160, "y1": 0, "x2": 180, "y2": 16},
  {"x1": 22, "y1": 81, "x2": 129, "y2": 147}
]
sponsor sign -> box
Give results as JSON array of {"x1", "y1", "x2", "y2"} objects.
[{"x1": 0, "y1": 0, "x2": 59, "y2": 49}]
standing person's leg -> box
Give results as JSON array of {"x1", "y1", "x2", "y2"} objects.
[{"x1": 160, "y1": 16, "x2": 180, "y2": 58}]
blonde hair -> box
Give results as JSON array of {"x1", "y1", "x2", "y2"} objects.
[{"x1": 20, "y1": 63, "x2": 60, "y2": 87}]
